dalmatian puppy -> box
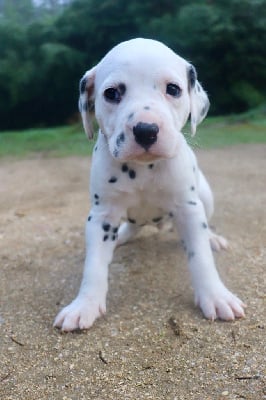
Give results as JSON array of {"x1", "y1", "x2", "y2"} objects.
[{"x1": 54, "y1": 38, "x2": 246, "y2": 331}]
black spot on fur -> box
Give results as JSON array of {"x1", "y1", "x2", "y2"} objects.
[
  {"x1": 128, "y1": 112, "x2": 134, "y2": 121},
  {"x1": 79, "y1": 76, "x2": 87, "y2": 94},
  {"x1": 94, "y1": 146, "x2": 98, "y2": 152},
  {"x1": 148, "y1": 164, "x2": 154, "y2": 169},
  {"x1": 152, "y1": 216, "x2": 162, "y2": 223},
  {"x1": 187, "y1": 65, "x2": 197, "y2": 91},
  {"x1": 190, "y1": 186, "x2": 195, "y2": 191},
  {"x1": 112, "y1": 227, "x2": 119, "y2": 233},
  {"x1": 102, "y1": 223, "x2": 111, "y2": 232},
  {"x1": 202, "y1": 222, "x2": 208, "y2": 229},
  {"x1": 188, "y1": 201, "x2": 197, "y2": 206},
  {"x1": 122, "y1": 164, "x2": 128, "y2": 172},
  {"x1": 112, "y1": 235, "x2": 117, "y2": 241},
  {"x1": 144, "y1": 106, "x2": 150, "y2": 110},
  {"x1": 188, "y1": 251, "x2": 195, "y2": 260},
  {"x1": 109, "y1": 176, "x2": 117, "y2": 183},
  {"x1": 169, "y1": 212, "x2": 174, "y2": 217},
  {"x1": 103, "y1": 234, "x2": 109, "y2": 241},
  {"x1": 95, "y1": 201, "x2": 99, "y2": 206},
  {"x1": 94, "y1": 194, "x2": 99, "y2": 199},
  {"x1": 116, "y1": 132, "x2": 125, "y2": 147},
  {"x1": 129, "y1": 169, "x2": 136, "y2": 179},
  {"x1": 88, "y1": 215, "x2": 92, "y2": 221},
  {"x1": 128, "y1": 218, "x2": 136, "y2": 224}
]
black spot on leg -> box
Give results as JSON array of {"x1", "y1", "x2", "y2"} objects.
[
  {"x1": 188, "y1": 251, "x2": 195, "y2": 260},
  {"x1": 109, "y1": 176, "x2": 117, "y2": 183},
  {"x1": 190, "y1": 186, "x2": 195, "y2": 191},
  {"x1": 102, "y1": 223, "x2": 111, "y2": 232},
  {"x1": 202, "y1": 222, "x2": 208, "y2": 229},
  {"x1": 112, "y1": 227, "x2": 119, "y2": 233},
  {"x1": 188, "y1": 200, "x2": 197, "y2": 206},
  {"x1": 88, "y1": 215, "x2": 92, "y2": 221},
  {"x1": 128, "y1": 169, "x2": 136, "y2": 179},
  {"x1": 103, "y1": 234, "x2": 109, "y2": 241},
  {"x1": 94, "y1": 194, "x2": 99, "y2": 199},
  {"x1": 94, "y1": 145, "x2": 98, "y2": 152},
  {"x1": 112, "y1": 234, "x2": 117, "y2": 241},
  {"x1": 148, "y1": 164, "x2": 154, "y2": 169}
]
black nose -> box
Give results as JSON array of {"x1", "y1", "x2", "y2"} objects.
[{"x1": 133, "y1": 122, "x2": 159, "y2": 150}]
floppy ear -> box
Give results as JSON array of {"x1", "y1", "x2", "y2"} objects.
[
  {"x1": 187, "y1": 65, "x2": 210, "y2": 137},
  {"x1": 78, "y1": 66, "x2": 97, "y2": 139}
]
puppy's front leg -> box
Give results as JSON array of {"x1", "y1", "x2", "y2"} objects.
[
  {"x1": 176, "y1": 201, "x2": 246, "y2": 321},
  {"x1": 54, "y1": 213, "x2": 120, "y2": 331}
]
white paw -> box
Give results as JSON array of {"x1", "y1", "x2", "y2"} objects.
[
  {"x1": 53, "y1": 296, "x2": 106, "y2": 332},
  {"x1": 209, "y1": 231, "x2": 228, "y2": 252},
  {"x1": 195, "y1": 285, "x2": 246, "y2": 321}
]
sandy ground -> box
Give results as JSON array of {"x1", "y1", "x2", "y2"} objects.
[{"x1": 0, "y1": 144, "x2": 265, "y2": 400}]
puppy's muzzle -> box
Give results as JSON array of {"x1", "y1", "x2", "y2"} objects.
[{"x1": 133, "y1": 122, "x2": 159, "y2": 150}]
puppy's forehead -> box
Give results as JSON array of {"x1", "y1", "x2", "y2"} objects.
[{"x1": 95, "y1": 38, "x2": 188, "y2": 86}]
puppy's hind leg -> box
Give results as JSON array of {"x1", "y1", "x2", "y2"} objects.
[
  {"x1": 198, "y1": 170, "x2": 228, "y2": 251},
  {"x1": 117, "y1": 222, "x2": 141, "y2": 246}
]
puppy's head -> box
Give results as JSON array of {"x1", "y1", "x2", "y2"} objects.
[{"x1": 79, "y1": 38, "x2": 209, "y2": 162}]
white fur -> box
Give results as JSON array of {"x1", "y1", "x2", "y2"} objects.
[{"x1": 54, "y1": 38, "x2": 246, "y2": 331}]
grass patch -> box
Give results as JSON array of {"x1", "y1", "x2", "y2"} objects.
[
  {"x1": 0, "y1": 105, "x2": 265, "y2": 158},
  {"x1": 0, "y1": 124, "x2": 94, "y2": 158}
]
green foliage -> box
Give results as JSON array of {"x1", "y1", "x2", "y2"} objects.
[{"x1": 0, "y1": 0, "x2": 266, "y2": 130}]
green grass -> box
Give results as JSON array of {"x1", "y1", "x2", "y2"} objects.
[{"x1": 0, "y1": 105, "x2": 265, "y2": 158}]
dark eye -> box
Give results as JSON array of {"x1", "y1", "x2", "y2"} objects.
[
  {"x1": 104, "y1": 87, "x2": 121, "y2": 103},
  {"x1": 166, "y1": 83, "x2": 182, "y2": 97}
]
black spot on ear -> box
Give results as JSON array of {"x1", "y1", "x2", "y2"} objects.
[
  {"x1": 80, "y1": 76, "x2": 87, "y2": 94},
  {"x1": 187, "y1": 65, "x2": 197, "y2": 91}
]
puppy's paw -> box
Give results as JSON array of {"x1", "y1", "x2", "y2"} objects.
[
  {"x1": 53, "y1": 296, "x2": 106, "y2": 332},
  {"x1": 195, "y1": 285, "x2": 246, "y2": 321},
  {"x1": 209, "y1": 231, "x2": 228, "y2": 252}
]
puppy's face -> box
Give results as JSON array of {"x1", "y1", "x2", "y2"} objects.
[{"x1": 79, "y1": 39, "x2": 209, "y2": 163}]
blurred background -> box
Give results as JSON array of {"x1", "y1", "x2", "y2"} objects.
[{"x1": 0, "y1": 0, "x2": 265, "y2": 137}]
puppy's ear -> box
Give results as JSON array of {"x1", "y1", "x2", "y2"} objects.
[
  {"x1": 187, "y1": 65, "x2": 210, "y2": 136},
  {"x1": 78, "y1": 67, "x2": 97, "y2": 139}
]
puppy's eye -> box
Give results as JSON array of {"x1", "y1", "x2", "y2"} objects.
[
  {"x1": 104, "y1": 87, "x2": 121, "y2": 103},
  {"x1": 166, "y1": 83, "x2": 182, "y2": 98}
]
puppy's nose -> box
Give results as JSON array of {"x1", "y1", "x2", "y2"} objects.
[{"x1": 133, "y1": 122, "x2": 159, "y2": 149}]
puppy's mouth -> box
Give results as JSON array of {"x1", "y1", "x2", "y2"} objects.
[{"x1": 132, "y1": 152, "x2": 162, "y2": 162}]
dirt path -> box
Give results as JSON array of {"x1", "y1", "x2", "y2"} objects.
[{"x1": 0, "y1": 145, "x2": 265, "y2": 400}]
